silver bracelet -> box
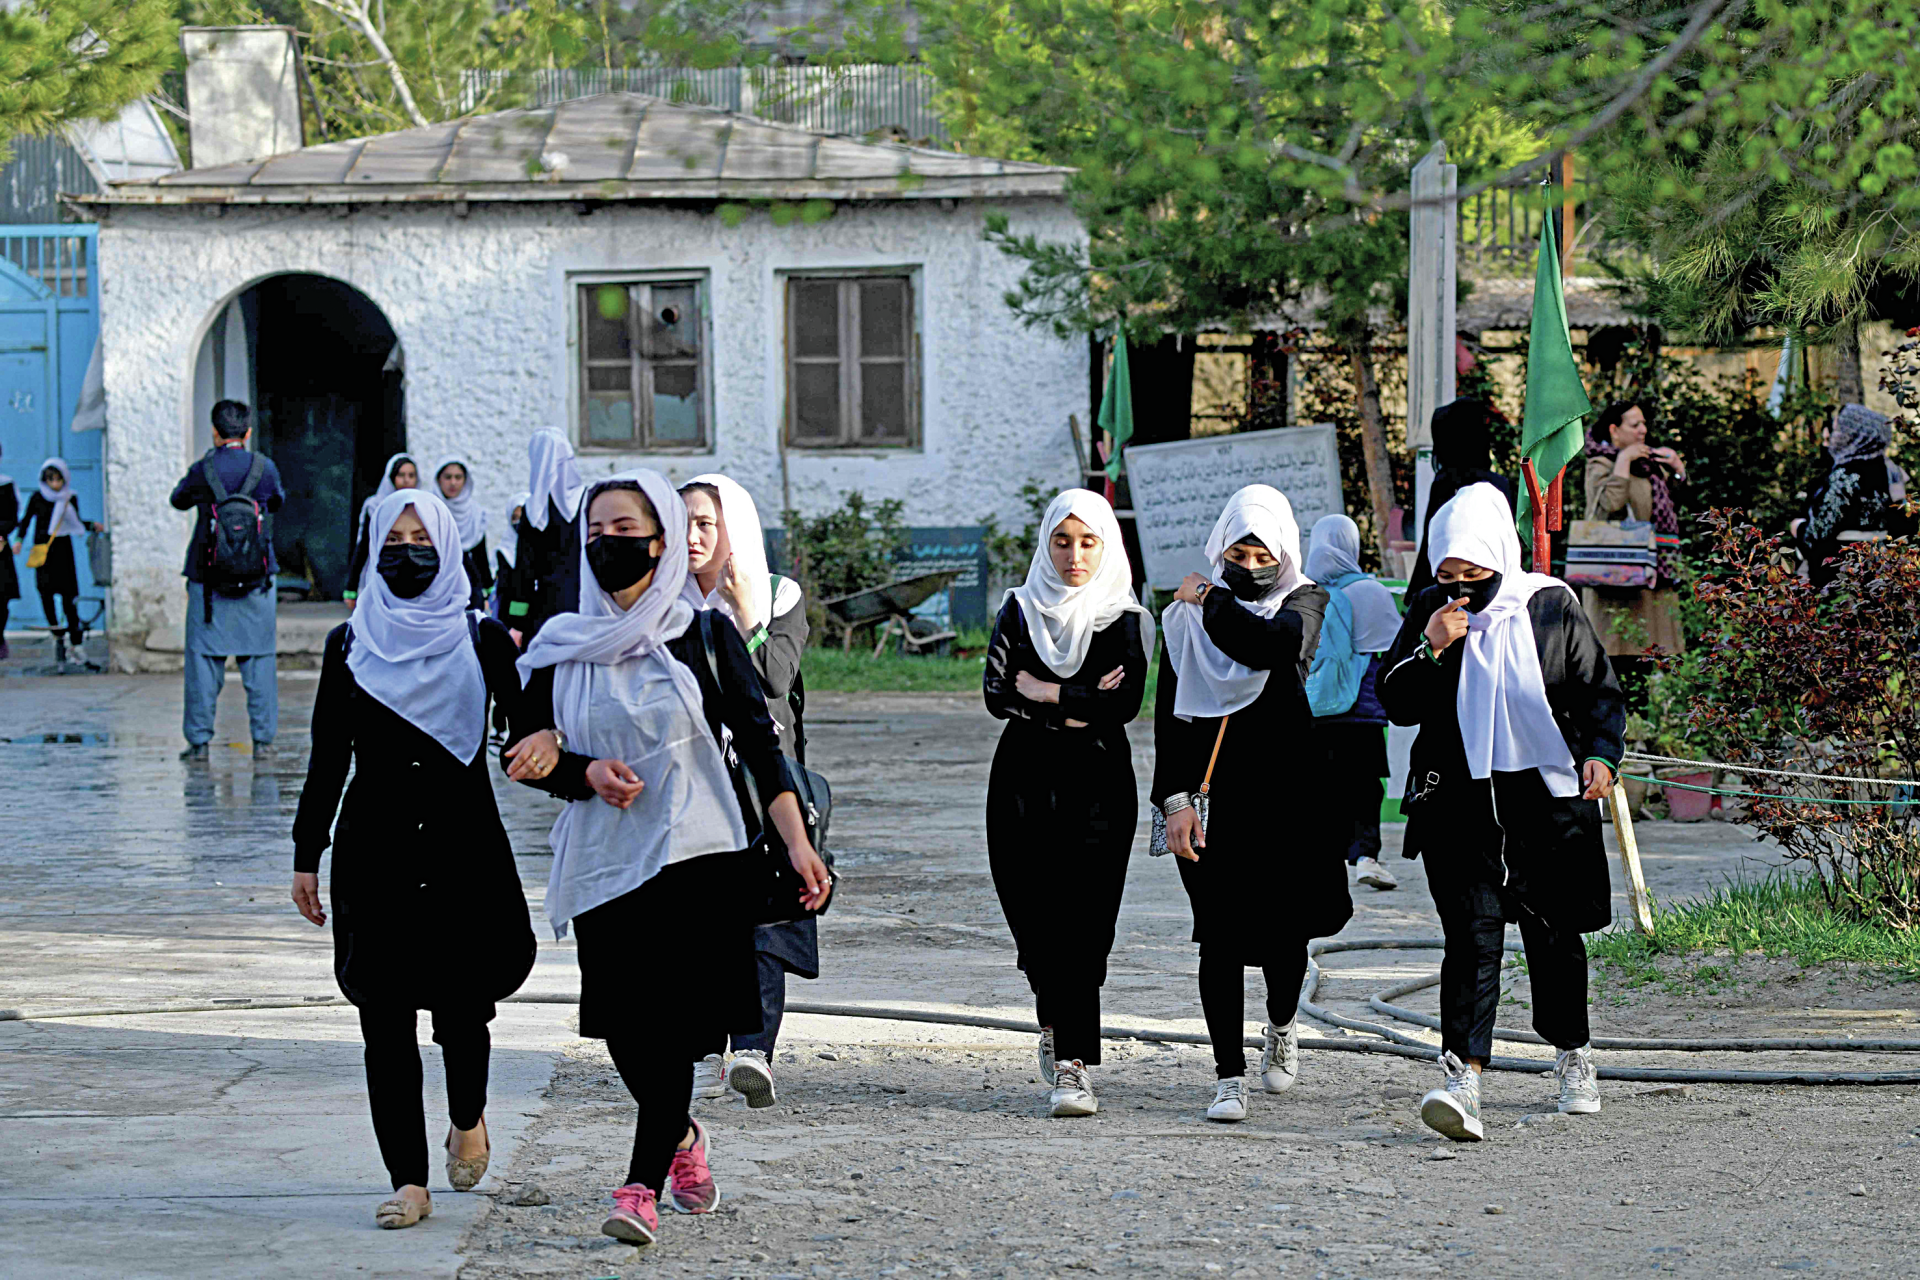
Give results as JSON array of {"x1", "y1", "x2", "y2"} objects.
[{"x1": 1161, "y1": 791, "x2": 1194, "y2": 815}]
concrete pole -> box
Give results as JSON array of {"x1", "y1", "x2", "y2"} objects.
[{"x1": 1405, "y1": 143, "x2": 1458, "y2": 552}]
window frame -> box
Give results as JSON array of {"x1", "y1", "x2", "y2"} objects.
[
  {"x1": 782, "y1": 268, "x2": 922, "y2": 451},
  {"x1": 572, "y1": 271, "x2": 713, "y2": 453}
]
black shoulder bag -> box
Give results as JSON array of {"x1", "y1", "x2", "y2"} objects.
[{"x1": 695, "y1": 611, "x2": 837, "y2": 924}]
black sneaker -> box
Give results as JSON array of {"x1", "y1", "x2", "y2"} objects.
[
  {"x1": 252, "y1": 742, "x2": 275, "y2": 759},
  {"x1": 180, "y1": 744, "x2": 209, "y2": 762}
]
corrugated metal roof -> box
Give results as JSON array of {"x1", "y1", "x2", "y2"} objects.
[{"x1": 75, "y1": 92, "x2": 1069, "y2": 206}]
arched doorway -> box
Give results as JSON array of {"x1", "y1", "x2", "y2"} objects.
[{"x1": 191, "y1": 274, "x2": 404, "y2": 600}]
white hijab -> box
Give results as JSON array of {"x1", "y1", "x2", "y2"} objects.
[
  {"x1": 1427, "y1": 482, "x2": 1580, "y2": 798},
  {"x1": 346, "y1": 489, "x2": 488, "y2": 766},
  {"x1": 525, "y1": 431, "x2": 586, "y2": 531},
  {"x1": 36, "y1": 458, "x2": 85, "y2": 538},
  {"x1": 684, "y1": 473, "x2": 788, "y2": 629},
  {"x1": 1304, "y1": 514, "x2": 1402, "y2": 654},
  {"x1": 517, "y1": 470, "x2": 745, "y2": 936},
  {"x1": 431, "y1": 454, "x2": 489, "y2": 552},
  {"x1": 1004, "y1": 488, "x2": 1153, "y2": 678},
  {"x1": 1162, "y1": 484, "x2": 1313, "y2": 720},
  {"x1": 359, "y1": 452, "x2": 418, "y2": 529}
]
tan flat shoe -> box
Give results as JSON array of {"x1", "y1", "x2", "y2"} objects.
[
  {"x1": 445, "y1": 1116, "x2": 489, "y2": 1192},
  {"x1": 375, "y1": 1191, "x2": 431, "y2": 1229}
]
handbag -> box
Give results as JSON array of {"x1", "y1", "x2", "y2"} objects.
[
  {"x1": 1565, "y1": 518, "x2": 1656, "y2": 589},
  {"x1": 1149, "y1": 716, "x2": 1229, "y2": 856},
  {"x1": 694, "y1": 611, "x2": 837, "y2": 924},
  {"x1": 26, "y1": 540, "x2": 50, "y2": 570}
]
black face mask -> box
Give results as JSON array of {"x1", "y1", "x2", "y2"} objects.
[
  {"x1": 1444, "y1": 571, "x2": 1504, "y2": 614},
  {"x1": 1221, "y1": 559, "x2": 1284, "y2": 602},
  {"x1": 377, "y1": 544, "x2": 440, "y2": 599},
  {"x1": 586, "y1": 533, "x2": 661, "y2": 594}
]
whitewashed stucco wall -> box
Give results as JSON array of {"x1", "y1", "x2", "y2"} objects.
[{"x1": 96, "y1": 196, "x2": 1087, "y2": 663}]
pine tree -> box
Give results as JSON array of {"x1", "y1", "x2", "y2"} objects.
[{"x1": 0, "y1": 0, "x2": 177, "y2": 166}]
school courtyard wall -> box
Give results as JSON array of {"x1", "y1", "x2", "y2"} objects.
[{"x1": 95, "y1": 197, "x2": 1087, "y2": 669}]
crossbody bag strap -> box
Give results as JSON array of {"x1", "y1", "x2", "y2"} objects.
[
  {"x1": 1198, "y1": 715, "x2": 1229, "y2": 797},
  {"x1": 696, "y1": 610, "x2": 770, "y2": 838}
]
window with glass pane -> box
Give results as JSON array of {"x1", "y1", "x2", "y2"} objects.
[
  {"x1": 577, "y1": 279, "x2": 707, "y2": 448},
  {"x1": 785, "y1": 274, "x2": 917, "y2": 448}
]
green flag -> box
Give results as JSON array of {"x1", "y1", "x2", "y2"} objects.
[
  {"x1": 1516, "y1": 216, "x2": 1592, "y2": 548},
  {"x1": 1099, "y1": 334, "x2": 1134, "y2": 481}
]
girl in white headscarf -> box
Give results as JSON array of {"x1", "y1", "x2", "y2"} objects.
[
  {"x1": 507, "y1": 470, "x2": 829, "y2": 1246},
  {"x1": 11, "y1": 458, "x2": 103, "y2": 652},
  {"x1": 982, "y1": 489, "x2": 1153, "y2": 1119},
  {"x1": 1378, "y1": 482, "x2": 1624, "y2": 1143},
  {"x1": 679, "y1": 474, "x2": 814, "y2": 1109},
  {"x1": 1151, "y1": 484, "x2": 1350, "y2": 1124},
  {"x1": 431, "y1": 454, "x2": 492, "y2": 611},
  {"x1": 504, "y1": 431, "x2": 588, "y2": 644},
  {"x1": 1303, "y1": 513, "x2": 1405, "y2": 891},
  {"x1": 289, "y1": 488, "x2": 536, "y2": 1231},
  {"x1": 345, "y1": 453, "x2": 419, "y2": 610}
]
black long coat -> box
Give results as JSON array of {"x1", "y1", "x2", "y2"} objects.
[
  {"x1": 292, "y1": 617, "x2": 536, "y2": 1011},
  {"x1": 505, "y1": 500, "x2": 581, "y2": 641},
  {"x1": 1378, "y1": 584, "x2": 1626, "y2": 933},
  {"x1": 1151, "y1": 585, "x2": 1353, "y2": 957},
  {"x1": 14, "y1": 490, "x2": 84, "y2": 598},
  {"x1": 0, "y1": 481, "x2": 19, "y2": 603},
  {"x1": 984, "y1": 603, "x2": 1148, "y2": 991}
]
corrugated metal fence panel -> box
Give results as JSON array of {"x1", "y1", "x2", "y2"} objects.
[
  {"x1": 0, "y1": 225, "x2": 93, "y2": 298},
  {"x1": 459, "y1": 64, "x2": 948, "y2": 145},
  {"x1": 0, "y1": 134, "x2": 100, "y2": 226}
]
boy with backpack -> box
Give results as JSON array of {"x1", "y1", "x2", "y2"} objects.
[{"x1": 169, "y1": 400, "x2": 285, "y2": 761}]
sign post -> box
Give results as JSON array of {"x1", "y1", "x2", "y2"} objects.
[{"x1": 1406, "y1": 143, "x2": 1458, "y2": 555}]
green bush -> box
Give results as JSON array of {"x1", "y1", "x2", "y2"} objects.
[{"x1": 781, "y1": 492, "x2": 907, "y2": 647}]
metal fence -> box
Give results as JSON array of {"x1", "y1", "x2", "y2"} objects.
[
  {"x1": 459, "y1": 63, "x2": 948, "y2": 144},
  {"x1": 0, "y1": 226, "x2": 93, "y2": 297},
  {"x1": 0, "y1": 134, "x2": 99, "y2": 226}
]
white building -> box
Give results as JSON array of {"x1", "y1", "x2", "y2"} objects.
[{"x1": 77, "y1": 91, "x2": 1084, "y2": 669}]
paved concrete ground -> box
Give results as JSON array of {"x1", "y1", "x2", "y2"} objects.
[{"x1": 2, "y1": 647, "x2": 1914, "y2": 1279}]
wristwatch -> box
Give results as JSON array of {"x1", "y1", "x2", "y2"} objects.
[
  {"x1": 1194, "y1": 581, "x2": 1212, "y2": 604},
  {"x1": 551, "y1": 728, "x2": 568, "y2": 751}
]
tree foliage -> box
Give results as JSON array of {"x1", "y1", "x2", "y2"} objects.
[{"x1": 0, "y1": 0, "x2": 177, "y2": 166}]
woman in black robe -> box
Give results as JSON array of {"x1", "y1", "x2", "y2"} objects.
[
  {"x1": 984, "y1": 489, "x2": 1152, "y2": 1118},
  {"x1": 13, "y1": 458, "x2": 103, "y2": 652},
  {"x1": 1408, "y1": 398, "x2": 1516, "y2": 599},
  {"x1": 504, "y1": 431, "x2": 585, "y2": 644},
  {"x1": 0, "y1": 447, "x2": 20, "y2": 659},
  {"x1": 1378, "y1": 482, "x2": 1624, "y2": 1143},
  {"x1": 345, "y1": 453, "x2": 419, "y2": 607},
  {"x1": 1153, "y1": 484, "x2": 1350, "y2": 1123},
  {"x1": 291, "y1": 488, "x2": 536, "y2": 1228},
  {"x1": 1796, "y1": 403, "x2": 1912, "y2": 586},
  {"x1": 680, "y1": 475, "x2": 821, "y2": 1108}
]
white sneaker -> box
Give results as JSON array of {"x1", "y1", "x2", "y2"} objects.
[
  {"x1": 1206, "y1": 1077, "x2": 1249, "y2": 1123},
  {"x1": 1555, "y1": 1044, "x2": 1601, "y2": 1115},
  {"x1": 1257, "y1": 1020, "x2": 1300, "y2": 1093},
  {"x1": 691, "y1": 1053, "x2": 727, "y2": 1102},
  {"x1": 1419, "y1": 1051, "x2": 1485, "y2": 1142},
  {"x1": 727, "y1": 1049, "x2": 777, "y2": 1109},
  {"x1": 1049, "y1": 1059, "x2": 1098, "y2": 1117},
  {"x1": 1037, "y1": 1027, "x2": 1056, "y2": 1086},
  {"x1": 1353, "y1": 856, "x2": 1399, "y2": 890}
]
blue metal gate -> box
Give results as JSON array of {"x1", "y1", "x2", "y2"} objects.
[{"x1": 0, "y1": 224, "x2": 101, "y2": 630}]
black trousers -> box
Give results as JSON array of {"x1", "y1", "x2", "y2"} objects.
[
  {"x1": 607, "y1": 1034, "x2": 697, "y2": 1191},
  {"x1": 1036, "y1": 977, "x2": 1102, "y2": 1066},
  {"x1": 1438, "y1": 892, "x2": 1591, "y2": 1062},
  {"x1": 358, "y1": 1006, "x2": 491, "y2": 1191},
  {"x1": 1322, "y1": 723, "x2": 1386, "y2": 864},
  {"x1": 1197, "y1": 944, "x2": 1310, "y2": 1079},
  {"x1": 38, "y1": 586, "x2": 81, "y2": 645}
]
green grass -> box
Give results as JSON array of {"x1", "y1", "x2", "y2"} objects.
[
  {"x1": 1587, "y1": 871, "x2": 1920, "y2": 979},
  {"x1": 802, "y1": 644, "x2": 1165, "y2": 705}
]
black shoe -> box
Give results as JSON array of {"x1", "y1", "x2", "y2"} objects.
[
  {"x1": 252, "y1": 742, "x2": 275, "y2": 759},
  {"x1": 180, "y1": 744, "x2": 209, "y2": 762}
]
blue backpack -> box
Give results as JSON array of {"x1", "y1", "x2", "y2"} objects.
[{"x1": 1305, "y1": 572, "x2": 1372, "y2": 718}]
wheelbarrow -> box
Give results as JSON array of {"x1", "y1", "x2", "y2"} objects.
[{"x1": 820, "y1": 571, "x2": 959, "y2": 655}]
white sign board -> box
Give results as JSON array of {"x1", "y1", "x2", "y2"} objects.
[{"x1": 1126, "y1": 425, "x2": 1344, "y2": 590}]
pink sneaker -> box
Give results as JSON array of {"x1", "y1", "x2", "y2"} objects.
[
  {"x1": 601, "y1": 1182, "x2": 659, "y2": 1245},
  {"x1": 663, "y1": 1118, "x2": 720, "y2": 1214}
]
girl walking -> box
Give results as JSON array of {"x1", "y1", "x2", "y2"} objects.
[
  {"x1": 346, "y1": 453, "x2": 419, "y2": 609},
  {"x1": 503, "y1": 431, "x2": 586, "y2": 645},
  {"x1": 508, "y1": 470, "x2": 829, "y2": 1246},
  {"x1": 1378, "y1": 482, "x2": 1624, "y2": 1141},
  {"x1": 1153, "y1": 485, "x2": 1350, "y2": 1123},
  {"x1": 290, "y1": 488, "x2": 536, "y2": 1228},
  {"x1": 431, "y1": 455, "x2": 492, "y2": 611},
  {"x1": 983, "y1": 489, "x2": 1152, "y2": 1118},
  {"x1": 1303, "y1": 514, "x2": 1404, "y2": 891},
  {"x1": 0, "y1": 447, "x2": 19, "y2": 660},
  {"x1": 681, "y1": 474, "x2": 814, "y2": 1108},
  {"x1": 12, "y1": 458, "x2": 104, "y2": 658}
]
